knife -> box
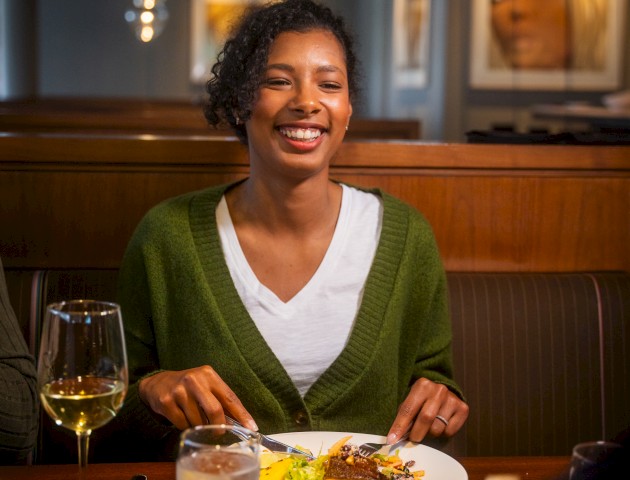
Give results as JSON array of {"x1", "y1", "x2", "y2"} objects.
[{"x1": 225, "y1": 415, "x2": 315, "y2": 460}]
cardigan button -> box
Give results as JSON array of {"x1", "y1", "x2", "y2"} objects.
[{"x1": 292, "y1": 410, "x2": 309, "y2": 426}]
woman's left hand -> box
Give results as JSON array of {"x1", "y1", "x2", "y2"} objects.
[{"x1": 386, "y1": 377, "x2": 469, "y2": 444}]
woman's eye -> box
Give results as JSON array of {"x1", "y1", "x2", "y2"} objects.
[
  {"x1": 321, "y1": 82, "x2": 342, "y2": 91},
  {"x1": 264, "y1": 78, "x2": 291, "y2": 87}
]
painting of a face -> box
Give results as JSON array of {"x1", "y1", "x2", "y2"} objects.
[
  {"x1": 491, "y1": 0, "x2": 570, "y2": 69},
  {"x1": 470, "y1": 0, "x2": 621, "y2": 90}
]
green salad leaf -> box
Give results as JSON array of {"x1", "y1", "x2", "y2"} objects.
[{"x1": 286, "y1": 454, "x2": 329, "y2": 480}]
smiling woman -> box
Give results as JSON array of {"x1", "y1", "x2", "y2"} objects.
[
  {"x1": 110, "y1": 0, "x2": 468, "y2": 462},
  {"x1": 203, "y1": 0, "x2": 359, "y2": 145},
  {"x1": 241, "y1": 30, "x2": 352, "y2": 180}
]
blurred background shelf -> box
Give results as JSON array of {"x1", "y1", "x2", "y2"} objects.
[{"x1": 531, "y1": 103, "x2": 630, "y2": 132}]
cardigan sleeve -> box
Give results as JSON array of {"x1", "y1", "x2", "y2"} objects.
[
  {"x1": 99, "y1": 215, "x2": 181, "y2": 462},
  {"x1": 0, "y1": 258, "x2": 39, "y2": 465},
  {"x1": 411, "y1": 264, "x2": 465, "y2": 401},
  {"x1": 400, "y1": 205, "x2": 465, "y2": 401}
]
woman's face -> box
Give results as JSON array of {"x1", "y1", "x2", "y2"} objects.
[
  {"x1": 245, "y1": 29, "x2": 352, "y2": 181},
  {"x1": 491, "y1": 0, "x2": 570, "y2": 69}
]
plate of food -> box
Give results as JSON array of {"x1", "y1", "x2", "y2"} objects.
[{"x1": 261, "y1": 431, "x2": 467, "y2": 480}]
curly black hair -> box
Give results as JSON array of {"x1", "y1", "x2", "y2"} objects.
[{"x1": 203, "y1": 0, "x2": 359, "y2": 145}]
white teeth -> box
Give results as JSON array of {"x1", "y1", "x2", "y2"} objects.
[{"x1": 279, "y1": 127, "x2": 322, "y2": 141}]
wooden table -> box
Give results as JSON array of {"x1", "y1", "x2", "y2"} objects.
[{"x1": 0, "y1": 457, "x2": 570, "y2": 480}]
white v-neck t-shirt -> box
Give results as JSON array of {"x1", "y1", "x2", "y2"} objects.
[{"x1": 216, "y1": 184, "x2": 382, "y2": 397}]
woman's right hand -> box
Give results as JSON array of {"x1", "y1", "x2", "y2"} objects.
[{"x1": 138, "y1": 365, "x2": 258, "y2": 432}]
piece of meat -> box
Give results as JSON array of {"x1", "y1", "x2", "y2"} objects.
[{"x1": 324, "y1": 456, "x2": 387, "y2": 480}]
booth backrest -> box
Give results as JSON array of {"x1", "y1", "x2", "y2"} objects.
[
  {"x1": 5, "y1": 268, "x2": 630, "y2": 460},
  {"x1": 1, "y1": 134, "x2": 629, "y2": 272},
  {"x1": 446, "y1": 271, "x2": 630, "y2": 457}
]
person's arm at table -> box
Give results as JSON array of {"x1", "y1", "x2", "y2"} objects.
[
  {"x1": 0, "y1": 259, "x2": 38, "y2": 465},
  {"x1": 382, "y1": 208, "x2": 468, "y2": 445},
  {"x1": 115, "y1": 223, "x2": 256, "y2": 441}
]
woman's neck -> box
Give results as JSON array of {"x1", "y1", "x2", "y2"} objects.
[{"x1": 226, "y1": 176, "x2": 342, "y2": 236}]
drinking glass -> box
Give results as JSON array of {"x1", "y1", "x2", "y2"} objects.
[
  {"x1": 37, "y1": 300, "x2": 128, "y2": 468},
  {"x1": 177, "y1": 424, "x2": 261, "y2": 480},
  {"x1": 569, "y1": 440, "x2": 624, "y2": 480}
]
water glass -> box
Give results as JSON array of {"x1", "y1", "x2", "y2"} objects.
[
  {"x1": 177, "y1": 424, "x2": 261, "y2": 480},
  {"x1": 569, "y1": 440, "x2": 623, "y2": 480}
]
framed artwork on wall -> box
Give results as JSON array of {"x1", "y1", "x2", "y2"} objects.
[
  {"x1": 392, "y1": 0, "x2": 431, "y2": 88},
  {"x1": 190, "y1": 0, "x2": 267, "y2": 84},
  {"x1": 469, "y1": 0, "x2": 626, "y2": 90}
]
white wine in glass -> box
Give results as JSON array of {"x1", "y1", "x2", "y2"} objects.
[{"x1": 37, "y1": 300, "x2": 128, "y2": 468}]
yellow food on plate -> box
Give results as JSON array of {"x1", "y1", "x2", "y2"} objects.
[
  {"x1": 261, "y1": 452, "x2": 290, "y2": 468},
  {"x1": 372, "y1": 453, "x2": 425, "y2": 479},
  {"x1": 327, "y1": 435, "x2": 353, "y2": 457},
  {"x1": 260, "y1": 455, "x2": 294, "y2": 480}
]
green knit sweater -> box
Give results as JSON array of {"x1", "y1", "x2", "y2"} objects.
[
  {"x1": 113, "y1": 182, "x2": 463, "y2": 460},
  {"x1": 0, "y1": 258, "x2": 38, "y2": 465}
]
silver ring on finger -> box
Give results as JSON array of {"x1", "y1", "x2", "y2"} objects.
[{"x1": 435, "y1": 414, "x2": 449, "y2": 426}]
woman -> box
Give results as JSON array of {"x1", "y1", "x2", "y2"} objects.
[{"x1": 115, "y1": 0, "x2": 468, "y2": 460}]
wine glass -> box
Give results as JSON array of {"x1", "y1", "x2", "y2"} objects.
[
  {"x1": 177, "y1": 424, "x2": 261, "y2": 480},
  {"x1": 37, "y1": 299, "x2": 128, "y2": 468}
]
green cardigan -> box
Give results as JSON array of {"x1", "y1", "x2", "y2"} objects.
[{"x1": 112, "y1": 182, "x2": 462, "y2": 460}]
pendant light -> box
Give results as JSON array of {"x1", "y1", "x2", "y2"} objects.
[{"x1": 124, "y1": 0, "x2": 169, "y2": 43}]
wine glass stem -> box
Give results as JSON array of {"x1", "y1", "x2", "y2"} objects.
[{"x1": 76, "y1": 431, "x2": 91, "y2": 468}]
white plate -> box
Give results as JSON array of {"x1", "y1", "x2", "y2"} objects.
[{"x1": 268, "y1": 431, "x2": 467, "y2": 480}]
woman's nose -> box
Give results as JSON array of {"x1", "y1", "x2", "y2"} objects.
[{"x1": 290, "y1": 86, "x2": 321, "y2": 115}]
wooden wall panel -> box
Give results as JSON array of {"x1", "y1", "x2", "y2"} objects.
[
  {"x1": 1, "y1": 134, "x2": 628, "y2": 271},
  {"x1": 0, "y1": 169, "x2": 248, "y2": 268},
  {"x1": 334, "y1": 174, "x2": 628, "y2": 271}
]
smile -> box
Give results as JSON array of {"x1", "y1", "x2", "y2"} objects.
[{"x1": 278, "y1": 127, "x2": 324, "y2": 142}]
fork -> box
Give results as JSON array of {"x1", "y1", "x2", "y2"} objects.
[
  {"x1": 358, "y1": 431, "x2": 410, "y2": 457},
  {"x1": 224, "y1": 415, "x2": 315, "y2": 460}
]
